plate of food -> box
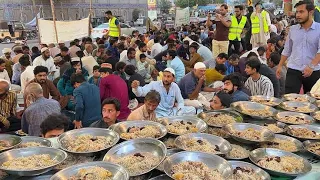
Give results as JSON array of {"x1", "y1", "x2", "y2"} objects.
[
  {"x1": 159, "y1": 116, "x2": 207, "y2": 135},
  {"x1": 309, "y1": 93, "x2": 320, "y2": 100},
  {"x1": 249, "y1": 148, "x2": 312, "y2": 177},
  {"x1": 0, "y1": 134, "x2": 21, "y2": 152},
  {"x1": 199, "y1": 110, "x2": 242, "y2": 127},
  {"x1": 229, "y1": 161, "x2": 271, "y2": 180},
  {"x1": 103, "y1": 138, "x2": 166, "y2": 177},
  {"x1": 311, "y1": 111, "x2": 320, "y2": 121},
  {"x1": 108, "y1": 120, "x2": 167, "y2": 140},
  {"x1": 225, "y1": 144, "x2": 251, "y2": 160},
  {"x1": 161, "y1": 136, "x2": 177, "y2": 149},
  {"x1": 0, "y1": 147, "x2": 67, "y2": 176},
  {"x1": 206, "y1": 127, "x2": 231, "y2": 138},
  {"x1": 286, "y1": 125, "x2": 320, "y2": 140},
  {"x1": 231, "y1": 101, "x2": 278, "y2": 119},
  {"x1": 250, "y1": 95, "x2": 282, "y2": 107},
  {"x1": 163, "y1": 151, "x2": 232, "y2": 180},
  {"x1": 279, "y1": 101, "x2": 317, "y2": 113},
  {"x1": 274, "y1": 111, "x2": 314, "y2": 125},
  {"x1": 303, "y1": 140, "x2": 320, "y2": 158},
  {"x1": 174, "y1": 133, "x2": 231, "y2": 155},
  {"x1": 15, "y1": 130, "x2": 27, "y2": 136},
  {"x1": 50, "y1": 161, "x2": 129, "y2": 180},
  {"x1": 18, "y1": 136, "x2": 52, "y2": 148},
  {"x1": 156, "y1": 148, "x2": 182, "y2": 172},
  {"x1": 283, "y1": 93, "x2": 316, "y2": 103},
  {"x1": 263, "y1": 122, "x2": 287, "y2": 134},
  {"x1": 260, "y1": 134, "x2": 303, "y2": 153},
  {"x1": 223, "y1": 123, "x2": 275, "y2": 144},
  {"x1": 58, "y1": 128, "x2": 119, "y2": 155}
]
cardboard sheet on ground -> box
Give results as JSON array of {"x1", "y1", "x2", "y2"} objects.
[{"x1": 38, "y1": 17, "x2": 89, "y2": 44}]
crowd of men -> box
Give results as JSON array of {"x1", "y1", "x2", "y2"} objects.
[{"x1": 0, "y1": 1, "x2": 320, "y2": 138}]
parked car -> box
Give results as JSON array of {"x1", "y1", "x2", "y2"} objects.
[{"x1": 91, "y1": 23, "x2": 136, "y2": 39}]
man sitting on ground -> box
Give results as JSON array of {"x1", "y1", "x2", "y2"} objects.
[
  {"x1": 222, "y1": 74, "x2": 249, "y2": 102},
  {"x1": 90, "y1": 98, "x2": 121, "y2": 128},
  {"x1": 40, "y1": 114, "x2": 69, "y2": 138}
]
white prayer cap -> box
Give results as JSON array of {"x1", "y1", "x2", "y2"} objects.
[
  {"x1": 71, "y1": 57, "x2": 81, "y2": 62},
  {"x1": 41, "y1": 47, "x2": 49, "y2": 53},
  {"x1": 164, "y1": 67, "x2": 175, "y2": 76},
  {"x1": 194, "y1": 62, "x2": 206, "y2": 69}
]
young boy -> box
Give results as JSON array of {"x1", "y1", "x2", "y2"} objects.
[
  {"x1": 137, "y1": 54, "x2": 152, "y2": 81},
  {"x1": 88, "y1": 65, "x2": 101, "y2": 87}
]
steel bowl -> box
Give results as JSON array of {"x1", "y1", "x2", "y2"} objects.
[
  {"x1": 262, "y1": 122, "x2": 287, "y2": 134},
  {"x1": 159, "y1": 116, "x2": 207, "y2": 135},
  {"x1": 229, "y1": 160, "x2": 271, "y2": 180},
  {"x1": 283, "y1": 93, "x2": 316, "y2": 103},
  {"x1": 0, "y1": 134, "x2": 22, "y2": 152},
  {"x1": 225, "y1": 143, "x2": 251, "y2": 160},
  {"x1": 223, "y1": 123, "x2": 275, "y2": 144},
  {"x1": 0, "y1": 147, "x2": 67, "y2": 176},
  {"x1": 156, "y1": 148, "x2": 182, "y2": 172},
  {"x1": 50, "y1": 161, "x2": 129, "y2": 180},
  {"x1": 249, "y1": 148, "x2": 312, "y2": 177},
  {"x1": 18, "y1": 136, "x2": 52, "y2": 148},
  {"x1": 103, "y1": 138, "x2": 167, "y2": 176},
  {"x1": 163, "y1": 151, "x2": 232, "y2": 179},
  {"x1": 58, "y1": 128, "x2": 119, "y2": 155},
  {"x1": 279, "y1": 101, "x2": 318, "y2": 113},
  {"x1": 174, "y1": 133, "x2": 231, "y2": 155},
  {"x1": 286, "y1": 124, "x2": 320, "y2": 140},
  {"x1": 108, "y1": 120, "x2": 167, "y2": 140},
  {"x1": 311, "y1": 111, "x2": 320, "y2": 121},
  {"x1": 199, "y1": 110, "x2": 243, "y2": 127},
  {"x1": 303, "y1": 140, "x2": 320, "y2": 158},
  {"x1": 260, "y1": 134, "x2": 304, "y2": 153},
  {"x1": 274, "y1": 111, "x2": 314, "y2": 125},
  {"x1": 231, "y1": 101, "x2": 278, "y2": 119},
  {"x1": 149, "y1": 174, "x2": 171, "y2": 180},
  {"x1": 250, "y1": 95, "x2": 283, "y2": 107}
]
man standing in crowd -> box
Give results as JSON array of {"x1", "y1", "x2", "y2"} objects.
[
  {"x1": 22, "y1": 83, "x2": 61, "y2": 136},
  {"x1": 228, "y1": 5, "x2": 248, "y2": 55},
  {"x1": 90, "y1": 98, "x2": 121, "y2": 128},
  {"x1": 127, "y1": 90, "x2": 160, "y2": 121},
  {"x1": 250, "y1": 3, "x2": 271, "y2": 48},
  {"x1": 245, "y1": 59, "x2": 274, "y2": 97},
  {"x1": 105, "y1": 11, "x2": 121, "y2": 40},
  {"x1": 206, "y1": 4, "x2": 231, "y2": 57},
  {"x1": 71, "y1": 74, "x2": 101, "y2": 128},
  {"x1": 33, "y1": 47, "x2": 56, "y2": 79},
  {"x1": 132, "y1": 68, "x2": 196, "y2": 117},
  {"x1": 277, "y1": 1, "x2": 320, "y2": 94},
  {"x1": 223, "y1": 74, "x2": 249, "y2": 102}
]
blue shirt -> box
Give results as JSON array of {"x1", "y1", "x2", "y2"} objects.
[
  {"x1": 21, "y1": 97, "x2": 61, "y2": 136},
  {"x1": 225, "y1": 61, "x2": 234, "y2": 75},
  {"x1": 12, "y1": 63, "x2": 21, "y2": 85},
  {"x1": 231, "y1": 90, "x2": 249, "y2": 102},
  {"x1": 74, "y1": 82, "x2": 101, "y2": 127},
  {"x1": 133, "y1": 81, "x2": 185, "y2": 116},
  {"x1": 107, "y1": 46, "x2": 120, "y2": 59},
  {"x1": 178, "y1": 72, "x2": 204, "y2": 99},
  {"x1": 197, "y1": 44, "x2": 213, "y2": 62},
  {"x1": 88, "y1": 76, "x2": 101, "y2": 87},
  {"x1": 282, "y1": 21, "x2": 320, "y2": 71},
  {"x1": 168, "y1": 57, "x2": 185, "y2": 83}
]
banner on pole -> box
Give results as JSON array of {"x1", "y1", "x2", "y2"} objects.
[
  {"x1": 175, "y1": 7, "x2": 190, "y2": 27},
  {"x1": 38, "y1": 17, "x2": 90, "y2": 44}
]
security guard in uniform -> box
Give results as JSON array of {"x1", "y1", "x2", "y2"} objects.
[
  {"x1": 228, "y1": 5, "x2": 248, "y2": 55},
  {"x1": 105, "y1": 10, "x2": 121, "y2": 40},
  {"x1": 250, "y1": 3, "x2": 269, "y2": 48}
]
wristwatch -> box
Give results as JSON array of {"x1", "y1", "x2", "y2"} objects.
[{"x1": 308, "y1": 63, "x2": 316, "y2": 70}]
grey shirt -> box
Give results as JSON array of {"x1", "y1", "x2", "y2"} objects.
[
  {"x1": 21, "y1": 97, "x2": 61, "y2": 136},
  {"x1": 272, "y1": 65, "x2": 287, "y2": 96}
]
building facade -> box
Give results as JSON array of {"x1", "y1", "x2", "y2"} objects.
[{"x1": 0, "y1": 0, "x2": 147, "y2": 22}]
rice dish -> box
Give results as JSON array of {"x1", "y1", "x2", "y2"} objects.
[
  {"x1": 306, "y1": 142, "x2": 320, "y2": 156},
  {"x1": 226, "y1": 144, "x2": 250, "y2": 159},
  {"x1": 233, "y1": 128, "x2": 262, "y2": 141},
  {"x1": 252, "y1": 99, "x2": 278, "y2": 106},
  {"x1": 206, "y1": 113, "x2": 235, "y2": 126},
  {"x1": 163, "y1": 137, "x2": 176, "y2": 148},
  {"x1": 289, "y1": 127, "x2": 320, "y2": 139},
  {"x1": 257, "y1": 156, "x2": 304, "y2": 173},
  {"x1": 166, "y1": 121, "x2": 198, "y2": 135},
  {"x1": 180, "y1": 137, "x2": 220, "y2": 154},
  {"x1": 19, "y1": 142, "x2": 45, "y2": 148},
  {"x1": 242, "y1": 109, "x2": 273, "y2": 117},
  {"x1": 279, "y1": 115, "x2": 311, "y2": 124},
  {"x1": 68, "y1": 167, "x2": 112, "y2": 180},
  {"x1": 287, "y1": 106, "x2": 313, "y2": 113},
  {"x1": 171, "y1": 161, "x2": 223, "y2": 180},
  {"x1": 231, "y1": 166, "x2": 262, "y2": 180},
  {"x1": 120, "y1": 125, "x2": 161, "y2": 139},
  {"x1": 264, "y1": 124, "x2": 283, "y2": 133},
  {"x1": 0, "y1": 140, "x2": 11, "y2": 151},
  {"x1": 206, "y1": 127, "x2": 230, "y2": 138},
  {"x1": 63, "y1": 135, "x2": 113, "y2": 152},
  {"x1": 1, "y1": 154, "x2": 57, "y2": 170},
  {"x1": 261, "y1": 138, "x2": 298, "y2": 152}
]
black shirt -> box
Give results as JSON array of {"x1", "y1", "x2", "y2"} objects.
[{"x1": 89, "y1": 119, "x2": 119, "y2": 128}]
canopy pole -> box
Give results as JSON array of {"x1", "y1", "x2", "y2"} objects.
[
  {"x1": 32, "y1": 0, "x2": 41, "y2": 44},
  {"x1": 50, "y1": 0, "x2": 59, "y2": 43}
]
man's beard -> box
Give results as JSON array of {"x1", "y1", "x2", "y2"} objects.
[
  {"x1": 297, "y1": 14, "x2": 309, "y2": 25},
  {"x1": 163, "y1": 80, "x2": 171, "y2": 85},
  {"x1": 224, "y1": 89, "x2": 234, "y2": 94}
]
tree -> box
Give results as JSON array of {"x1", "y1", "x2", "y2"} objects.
[
  {"x1": 157, "y1": 0, "x2": 172, "y2": 14},
  {"x1": 132, "y1": 9, "x2": 140, "y2": 21},
  {"x1": 175, "y1": 0, "x2": 211, "y2": 8}
]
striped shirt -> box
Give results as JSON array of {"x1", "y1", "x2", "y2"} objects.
[
  {"x1": 245, "y1": 75, "x2": 274, "y2": 97},
  {"x1": 0, "y1": 91, "x2": 16, "y2": 125}
]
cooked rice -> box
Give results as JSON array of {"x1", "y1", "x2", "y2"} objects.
[
  {"x1": 166, "y1": 121, "x2": 198, "y2": 135},
  {"x1": 289, "y1": 127, "x2": 320, "y2": 139},
  {"x1": 287, "y1": 106, "x2": 313, "y2": 113},
  {"x1": 257, "y1": 156, "x2": 304, "y2": 173},
  {"x1": 63, "y1": 134, "x2": 113, "y2": 152},
  {"x1": 68, "y1": 166, "x2": 112, "y2": 180},
  {"x1": 279, "y1": 115, "x2": 311, "y2": 124},
  {"x1": 242, "y1": 109, "x2": 273, "y2": 117},
  {"x1": 180, "y1": 137, "x2": 219, "y2": 154},
  {"x1": 314, "y1": 113, "x2": 320, "y2": 120},
  {"x1": 226, "y1": 144, "x2": 249, "y2": 159},
  {"x1": 286, "y1": 96, "x2": 308, "y2": 102},
  {"x1": 120, "y1": 125, "x2": 161, "y2": 140},
  {"x1": 1, "y1": 154, "x2": 57, "y2": 170},
  {"x1": 171, "y1": 161, "x2": 223, "y2": 180},
  {"x1": 0, "y1": 140, "x2": 11, "y2": 150},
  {"x1": 206, "y1": 114, "x2": 235, "y2": 126},
  {"x1": 307, "y1": 142, "x2": 320, "y2": 156},
  {"x1": 19, "y1": 142, "x2": 45, "y2": 148},
  {"x1": 163, "y1": 137, "x2": 176, "y2": 148},
  {"x1": 252, "y1": 99, "x2": 278, "y2": 106},
  {"x1": 264, "y1": 124, "x2": 283, "y2": 133},
  {"x1": 231, "y1": 166, "x2": 262, "y2": 180},
  {"x1": 233, "y1": 128, "x2": 262, "y2": 141},
  {"x1": 261, "y1": 138, "x2": 298, "y2": 152},
  {"x1": 206, "y1": 127, "x2": 230, "y2": 138},
  {"x1": 55, "y1": 153, "x2": 94, "y2": 170},
  {"x1": 112, "y1": 152, "x2": 161, "y2": 175}
]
